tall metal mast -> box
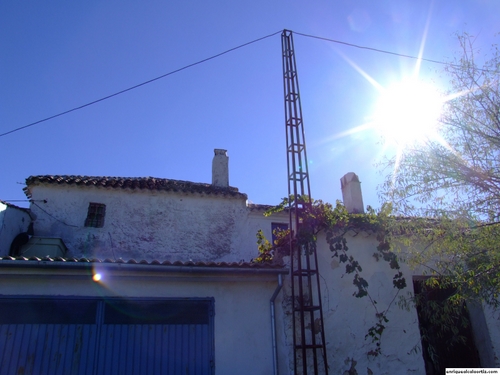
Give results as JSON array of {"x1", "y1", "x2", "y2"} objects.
[{"x1": 281, "y1": 29, "x2": 329, "y2": 375}]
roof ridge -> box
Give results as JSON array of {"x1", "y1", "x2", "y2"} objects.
[{"x1": 24, "y1": 175, "x2": 247, "y2": 199}]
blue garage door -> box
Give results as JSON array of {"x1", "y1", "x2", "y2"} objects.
[{"x1": 0, "y1": 297, "x2": 214, "y2": 375}]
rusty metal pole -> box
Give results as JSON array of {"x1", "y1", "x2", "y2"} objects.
[{"x1": 281, "y1": 29, "x2": 329, "y2": 375}]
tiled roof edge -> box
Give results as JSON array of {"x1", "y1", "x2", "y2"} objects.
[
  {"x1": 0, "y1": 256, "x2": 288, "y2": 274},
  {"x1": 247, "y1": 203, "x2": 289, "y2": 213},
  {"x1": 247, "y1": 203, "x2": 274, "y2": 210},
  {"x1": 0, "y1": 200, "x2": 30, "y2": 212},
  {"x1": 24, "y1": 175, "x2": 248, "y2": 199}
]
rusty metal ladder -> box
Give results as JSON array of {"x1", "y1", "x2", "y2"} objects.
[{"x1": 282, "y1": 29, "x2": 329, "y2": 375}]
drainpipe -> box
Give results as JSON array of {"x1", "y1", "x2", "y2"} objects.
[{"x1": 270, "y1": 273, "x2": 283, "y2": 375}]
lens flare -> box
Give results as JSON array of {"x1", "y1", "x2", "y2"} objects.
[{"x1": 374, "y1": 79, "x2": 444, "y2": 147}]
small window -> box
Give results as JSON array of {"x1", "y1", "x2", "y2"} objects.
[
  {"x1": 272, "y1": 222, "x2": 288, "y2": 245},
  {"x1": 85, "y1": 203, "x2": 106, "y2": 228}
]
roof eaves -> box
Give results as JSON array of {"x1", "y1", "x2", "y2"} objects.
[
  {"x1": 25, "y1": 175, "x2": 248, "y2": 200},
  {"x1": 0, "y1": 256, "x2": 288, "y2": 275},
  {"x1": 0, "y1": 200, "x2": 30, "y2": 212}
]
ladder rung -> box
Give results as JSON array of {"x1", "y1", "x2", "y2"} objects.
[
  {"x1": 292, "y1": 269, "x2": 318, "y2": 276},
  {"x1": 295, "y1": 344, "x2": 325, "y2": 349},
  {"x1": 293, "y1": 305, "x2": 321, "y2": 312}
]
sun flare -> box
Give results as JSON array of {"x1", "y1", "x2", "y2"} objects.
[{"x1": 373, "y1": 79, "x2": 444, "y2": 148}]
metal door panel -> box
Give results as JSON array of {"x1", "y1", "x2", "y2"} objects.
[
  {"x1": 94, "y1": 324, "x2": 212, "y2": 375},
  {"x1": 0, "y1": 297, "x2": 214, "y2": 375},
  {"x1": 0, "y1": 323, "x2": 98, "y2": 375}
]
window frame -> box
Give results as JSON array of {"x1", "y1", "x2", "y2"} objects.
[{"x1": 84, "y1": 202, "x2": 106, "y2": 228}]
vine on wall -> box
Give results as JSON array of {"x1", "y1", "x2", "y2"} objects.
[{"x1": 253, "y1": 196, "x2": 407, "y2": 357}]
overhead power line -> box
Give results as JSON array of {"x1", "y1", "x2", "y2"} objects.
[
  {"x1": 0, "y1": 30, "x2": 282, "y2": 138},
  {"x1": 1, "y1": 29, "x2": 495, "y2": 138},
  {"x1": 293, "y1": 31, "x2": 496, "y2": 74},
  {"x1": 294, "y1": 31, "x2": 451, "y2": 64}
]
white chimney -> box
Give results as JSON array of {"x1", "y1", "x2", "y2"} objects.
[
  {"x1": 341, "y1": 172, "x2": 364, "y2": 213},
  {"x1": 212, "y1": 149, "x2": 229, "y2": 187}
]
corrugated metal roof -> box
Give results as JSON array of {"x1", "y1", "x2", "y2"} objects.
[{"x1": 25, "y1": 175, "x2": 247, "y2": 199}]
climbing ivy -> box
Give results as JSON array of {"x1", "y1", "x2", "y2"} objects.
[{"x1": 254, "y1": 196, "x2": 407, "y2": 357}]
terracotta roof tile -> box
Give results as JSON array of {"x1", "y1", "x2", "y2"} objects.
[
  {"x1": 247, "y1": 203, "x2": 289, "y2": 213},
  {"x1": 0, "y1": 200, "x2": 30, "y2": 212},
  {"x1": 247, "y1": 203, "x2": 275, "y2": 211},
  {"x1": 24, "y1": 175, "x2": 247, "y2": 199},
  {"x1": 0, "y1": 255, "x2": 286, "y2": 271}
]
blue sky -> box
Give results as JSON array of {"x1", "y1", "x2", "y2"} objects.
[{"x1": 1, "y1": 1, "x2": 498, "y2": 209}]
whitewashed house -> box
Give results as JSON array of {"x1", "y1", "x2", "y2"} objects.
[
  {"x1": 0, "y1": 150, "x2": 499, "y2": 375},
  {"x1": 0, "y1": 200, "x2": 31, "y2": 254}
]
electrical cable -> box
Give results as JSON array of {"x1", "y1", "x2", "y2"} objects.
[
  {"x1": 1, "y1": 29, "x2": 496, "y2": 138},
  {"x1": 0, "y1": 30, "x2": 282, "y2": 138},
  {"x1": 31, "y1": 202, "x2": 79, "y2": 227},
  {"x1": 293, "y1": 30, "x2": 497, "y2": 73}
]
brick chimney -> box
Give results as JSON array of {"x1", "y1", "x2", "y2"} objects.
[
  {"x1": 212, "y1": 149, "x2": 229, "y2": 187},
  {"x1": 340, "y1": 172, "x2": 364, "y2": 213}
]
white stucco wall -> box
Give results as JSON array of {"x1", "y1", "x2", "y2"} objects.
[
  {"x1": 0, "y1": 265, "x2": 286, "y2": 375},
  {"x1": 28, "y1": 184, "x2": 284, "y2": 263},
  {"x1": 480, "y1": 303, "x2": 500, "y2": 367},
  {"x1": 279, "y1": 232, "x2": 426, "y2": 375},
  {"x1": 20, "y1": 181, "x2": 500, "y2": 373},
  {"x1": 0, "y1": 202, "x2": 31, "y2": 256}
]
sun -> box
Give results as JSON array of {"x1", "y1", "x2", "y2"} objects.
[
  {"x1": 327, "y1": 51, "x2": 446, "y2": 153},
  {"x1": 373, "y1": 78, "x2": 444, "y2": 148}
]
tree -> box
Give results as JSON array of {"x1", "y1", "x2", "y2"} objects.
[
  {"x1": 253, "y1": 34, "x2": 500, "y2": 369},
  {"x1": 379, "y1": 33, "x2": 500, "y2": 304}
]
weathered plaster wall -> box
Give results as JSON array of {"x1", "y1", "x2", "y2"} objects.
[
  {"x1": 22, "y1": 181, "x2": 499, "y2": 372},
  {"x1": 28, "y1": 184, "x2": 278, "y2": 263},
  {"x1": 0, "y1": 202, "x2": 31, "y2": 256},
  {"x1": 280, "y1": 233, "x2": 426, "y2": 375},
  {"x1": 246, "y1": 208, "x2": 289, "y2": 253},
  {"x1": 0, "y1": 267, "x2": 285, "y2": 375},
  {"x1": 481, "y1": 304, "x2": 500, "y2": 367}
]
